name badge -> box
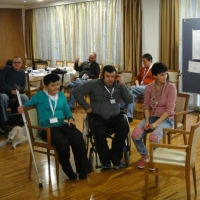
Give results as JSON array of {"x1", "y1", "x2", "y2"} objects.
[
  {"x1": 50, "y1": 117, "x2": 58, "y2": 123},
  {"x1": 110, "y1": 99, "x2": 116, "y2": 104}
]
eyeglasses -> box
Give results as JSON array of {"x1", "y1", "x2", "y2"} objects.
[{"x1": 13, "y1": 62, "x2": 21, "y2": 64}]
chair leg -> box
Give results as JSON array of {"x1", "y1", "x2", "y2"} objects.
[
  {"x1": 145, "y1": 164, "x2": 149, "y2": 199},
  {"x1": 185, "y1": 168, "x2": 191, "y2": 200},
  {"x1": 167, "y1": 133, "x2": 171, "y2": 144},
  {"x1": 155, "y1": 168, "x2": 158, "y2": 188},
  {"x1": 55, "y1": 151, "x2": 59, "y2": 184},
  {"x1": 143, "y1": 134, "x2": 147, "y2": 146},
  {"x1": 29, "y1": 152, "x2": 32, "y2": 178},
  {"x1": 183, "y1": 134, "x2": 187, "y2": 145},
  {"x1": 192, "y1": 166, "x2": 197, "y2": 195}
]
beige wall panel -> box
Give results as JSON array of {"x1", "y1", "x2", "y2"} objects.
[{"x1": 0, "y1": 9, "x2": 25, "y2": 69}]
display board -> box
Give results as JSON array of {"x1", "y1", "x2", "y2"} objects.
[{"x1": 182, "y1": 18, "x2": 200, "y2": 94}]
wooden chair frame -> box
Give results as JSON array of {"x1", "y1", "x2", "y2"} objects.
[
  {"x1": 145, "y1": 117, "x2": 200, "y2": 200},
  {"x1": 24, "y1": 106, "x2": 59, "y2": 183}
]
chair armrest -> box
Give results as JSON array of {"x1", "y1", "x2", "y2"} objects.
[
  {"x1": 149, "y1": 142, "x2": 189, "y2": 163},
  {"x1": 162, "y1": 128, "x2": 190, "y2": 143},
  {"x1": 27, "y1": 124, "x2": 52, "y2": 148},
  {"x1": 174, "y1": 110, "x2": 188, "y2": 129}
]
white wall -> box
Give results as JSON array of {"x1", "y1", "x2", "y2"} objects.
[{"x1": 141, "y1": 0, "x2": 160, "y2": 63}]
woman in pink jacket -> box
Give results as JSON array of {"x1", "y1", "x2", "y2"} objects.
[{"x1": 131, "y1": 62, "x2": 177, "y2": 169}]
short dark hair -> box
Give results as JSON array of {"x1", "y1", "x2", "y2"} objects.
[
  {"x1": 142, "y1": 53, "x2": 153, "y2": 61},
  {"x1": 151, "y1": 62, "x2": 168, "y2": 75},
  {"x1": 43, "y1": 73, "x2": 60, "y2": 86},
  {"x1": 102, "y1": 65, "x2": 117, "y2": 77}
]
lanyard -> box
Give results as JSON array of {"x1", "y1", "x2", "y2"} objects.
[
  {"x1": 142, "y1": 65, "x2": 152, "y2": 82},
  {"x1": 48, "y1": 93, "x2": 58, "y2": 117},
  {"x1": 104, "y1": 85, "x2": 115, "y2": 99}
]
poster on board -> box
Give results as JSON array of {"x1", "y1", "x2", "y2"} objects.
[
  {"x1": 188, "y1": 60, "x2": 200, "y2": 73},
  {"x1": 192, "y1": 30, "x2": 200, "y2": 60}
]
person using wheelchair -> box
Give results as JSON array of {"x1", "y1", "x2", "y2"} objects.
[{"x1": 73, "y1": 65, "x2": 132, "y2": 169}]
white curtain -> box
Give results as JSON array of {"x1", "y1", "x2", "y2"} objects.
[
  {"x1": 32, "y1": 0, "x2": 122, "y2": 69},
  {"x1": 179, "y1": 0, "x2": 200, "y2": 110}
]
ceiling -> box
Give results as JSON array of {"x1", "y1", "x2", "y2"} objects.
[
  {"x1": 0, "y1": 0, "x2": 89, "y2": 6},
  {"x1": 0, "y1": 0, "x2": 92, "y2": 8}
]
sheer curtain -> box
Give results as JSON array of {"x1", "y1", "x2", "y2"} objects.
[
  {"x1": 32, "y1": 0, "x2": 122, "y2": 68},
  {"x1": 179, "y1": 0, "x2": 200, "y2": 110}
]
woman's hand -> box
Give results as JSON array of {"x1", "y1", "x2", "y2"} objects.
[
  {"x1": 68, "y1": 117, "x2": 75, "y2": 127},
  {"x1": 17, "y1": 106, "x2": 24, "y2": 114},
  {"x1": 144, "y1": 121, "x2": 150, "y2": 130},
  {"x1": 149, "y1": 122, "x2": 158, "y2": 130}
]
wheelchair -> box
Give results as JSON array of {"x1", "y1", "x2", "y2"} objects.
[{"x1": 82, "y1": 113, "x2": 131, "y2": 169}]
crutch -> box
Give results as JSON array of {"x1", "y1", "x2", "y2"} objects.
[{"x1": 16, "y1": 88, "x2": 43, "y2": 189}]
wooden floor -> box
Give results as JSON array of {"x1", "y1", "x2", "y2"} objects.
[{"x1": 0, "y1": 106, "x2": 200, "y2": 200}]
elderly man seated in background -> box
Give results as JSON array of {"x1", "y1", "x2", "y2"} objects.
[{"x1": 67, "y1": 52, "x2": 100, "y2": 110}]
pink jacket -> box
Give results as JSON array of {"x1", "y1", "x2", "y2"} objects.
[{"x1": 143, "y1": 82, "x2": 177, "y2": 120}]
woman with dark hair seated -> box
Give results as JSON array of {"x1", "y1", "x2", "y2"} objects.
[{"x1": 131, "y1": 62, "x2": 177, "y2": 169}]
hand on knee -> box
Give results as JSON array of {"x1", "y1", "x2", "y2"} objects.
[
  {"x1": 149, "y1": 133, "x2": 158, "y2": 143},
  {"x1": 131, "y1": 127, "x2": 143, "y2": 140}
]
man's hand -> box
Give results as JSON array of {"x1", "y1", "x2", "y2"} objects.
[
  {"x1": 86, "y1": 107, "x2": 92, "y2": 113},
  {"x1": 75, "y1": 57, "x2": 79, "y2": 63},
  {"x1": 11, "y1": 90, "x2": 17, "y2": 95},
  {"x1": 18, "y1": 106, "x2": 24, "y2": 114},
  {"x1": 115, "y1": 73, "x2": 123, "y2": 85}
]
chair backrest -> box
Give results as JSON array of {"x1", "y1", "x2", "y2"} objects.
[
  {"x1": 25, "y1": 106, "x2": 39, "y2": 139},
  {"x1": 168, "y1": 70, "x2": 180, "y2": 90},
  {"x1": 24, "y1": 72, "x2": 30, "y2": 93},
  {"x1": 66, "y1": 62, "x2": 74, "y2": 68},
  {"x1": 25, "y1": 58, "x2": 32, "y2": 67},
  {"x1": 35, "y1": 63, "x2": 47, "y2": 69},
  {"x1": 175, "y1": 93, "x2": 190, "y2": 123},
  {"x1": 46, "y1": 59, "x2": 51, "y2": 67},
  {"x1": 121, "y1": 71, "x2": 134, "y2": 85},
  {"x1": 56, "y1": 60, "x2": 64, "y2": 67},
  {"x1": 114, "y1": 66, "x2": 119, "y2": 72},
  {"x1": 188, "y1": 117, "x2": 200, "y2": 166}
]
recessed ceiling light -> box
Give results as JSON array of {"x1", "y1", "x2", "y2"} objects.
[
  {"x1": 24, "y1": 0, "x2": 26, "y2": 2},
  {"x1": 37, "y1": 0, "x2": 44, "y2": 1}
]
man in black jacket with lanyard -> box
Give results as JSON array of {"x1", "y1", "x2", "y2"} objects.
[{"x1": 68, "y1": 52, "x2": 100, "y2": 110}]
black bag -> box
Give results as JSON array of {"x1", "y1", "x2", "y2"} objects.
[{"x1": 51, "y1": 68, "x2": 67, "y2": 74}]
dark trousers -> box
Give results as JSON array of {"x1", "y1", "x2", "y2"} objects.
[
  {"x1": 92, "y1": 114, "x2": 129, "y2": 165},
  {"x1": 40, "y1": 124, "x2": 91, "y2": 179}
]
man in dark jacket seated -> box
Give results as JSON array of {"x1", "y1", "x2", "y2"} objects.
[
  {"x1": 67, "y1": 52, "x2": 100, "y2": 110},
  {"x1": 0, "y1": 56, "x2": 28, "y2": 132}
]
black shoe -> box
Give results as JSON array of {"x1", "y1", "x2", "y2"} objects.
[
  {"x1": 128, "y1": 117, "x2": 133, "y2": 123},
  {"x1": 101, "y1": 163, "x2": 111, "y2": 169},
  {"x1": 113, "y1": 162, "x2": 124, "y2": 169},
  {"x1": 79, "y1": 174, "x2": 87, "y2": 180},
  {"x1": 0, "y1": 127, "x2": 6, "y2": 135}
]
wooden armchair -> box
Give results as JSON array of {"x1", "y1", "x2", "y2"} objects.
[
  {"x1": 145, "y1": 116, "x2": 200, "y2": 200},
  {"x1": 24, "y1": 106, "x2": 59, "y2": 183}
]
